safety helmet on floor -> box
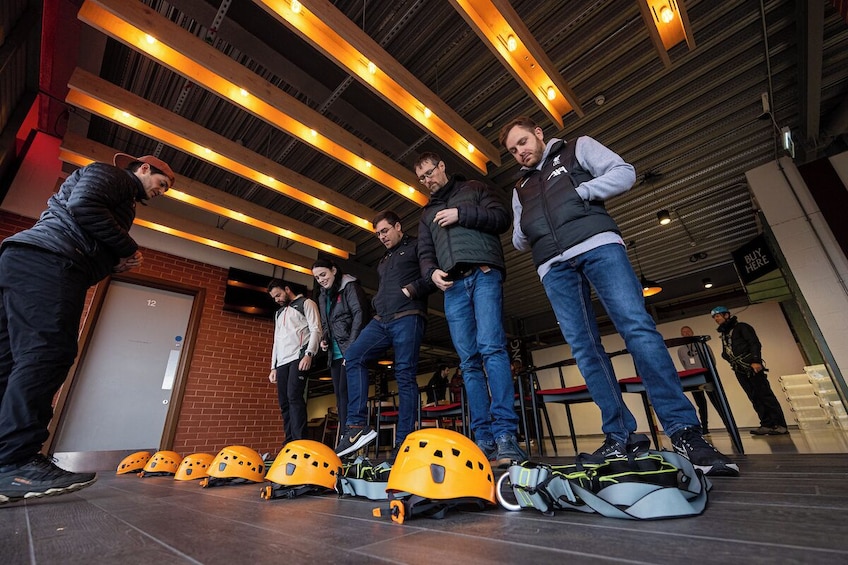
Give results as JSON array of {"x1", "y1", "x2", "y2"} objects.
[
  {"x1": 140, "y1": 450, "x2": 181, "y2": 476},
  {"x1": 174, "y1": 453, "x2": 215, "y2": 481},
  {"x1": 387, "y1": 428, "x2": 495, "y2": 505},
  {"x1": 265, "y1": 440, "x2": 342, "y2": 490},
  {"x1": 205, "y1": 445, "x2": 266, "y2": 483},
  {"x1": 710, "y1": 306, "x2": 730, "y2": 316},
  {"x1": 116, "y1": 451, "x2": 151, "y2": 475}
]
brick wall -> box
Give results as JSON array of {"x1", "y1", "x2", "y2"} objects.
[{"x1": 1, "y1": 209, "x2": 285, "y2": 458}]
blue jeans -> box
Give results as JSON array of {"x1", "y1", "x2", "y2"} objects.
[
  {"x1": 541, "y1": 243, "x2": 699, "y2": 442},
  {"x1": 443, "y1": 268, "x2": 517, "y2": 444},
  {"x1": 343, "y1": 314, "x2": 425, "y2": 446}
]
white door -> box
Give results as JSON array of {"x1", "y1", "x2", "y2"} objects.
[{"x1": 53, "y1": 281, "x2": 194, "y2": 454}]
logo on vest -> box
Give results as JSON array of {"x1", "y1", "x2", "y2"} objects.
[
  {"x1": 547, "y1": 166, "x2": 568, "y2": 181},
  {"x1": 552, "y1": 155, "x2": 561, "y2": 167}
]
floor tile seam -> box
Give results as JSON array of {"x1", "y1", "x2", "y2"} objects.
[{"x1": 84, "y1": 497, "x2": 206, "y2": 564}]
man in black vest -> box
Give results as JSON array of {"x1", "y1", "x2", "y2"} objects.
[
  {"x1": 415, "y1": 152, "x2": 526, "y2": 468},
  {"x1": 500, "y1": 116, "x2": 738, "y2": 476}
]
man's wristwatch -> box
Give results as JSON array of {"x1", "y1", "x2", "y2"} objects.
[{"x1": 305, "y1": 351, "x2": 314, "y2": 357}]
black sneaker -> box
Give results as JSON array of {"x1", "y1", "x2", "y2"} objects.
[
  {"x1": 587, "y1": 433, "x2": 651, "y2": 462},
  {"x1": 476, "y1": 440, "x2": 497, "y2": 462},
  {"x1": 386, "y1": 444, "x2": 403, "y2": 465},
  {"x1": 671, "y1": 427, "x2": 740, "y2": 477},
  {"x1": 0, "y1": 454, "x2": 97, "y2": 504},
  {"x1": 494, "y1": 434, "x2": 527, "y2": 468},
  {"x1": 335, "y1": 425, "x2": 377, "y2": 457},
  {"x1": 767, "y1": 426, "x2": 789, "y2": 435}
]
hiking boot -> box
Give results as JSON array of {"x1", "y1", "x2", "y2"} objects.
[
  {"x1": 0, "y1": 454, "x2": 97, "y2": 504},
  {"x1": 494, "y1": 434, "x2": 527, "y2": 468},
  {"x1": 767, "y1": 425, "x2": 789, "y2": 435},
  {"x1": 671, "y1": 427, "x2": 739, "y2": 477},
  {"x1": 335, "y1": 425, "x2": 377, "y2": 457},
  {"x1": 749, "y1": 426, "x2": 771, "y2": 435},
  {"x1": 476, "y1": 440, "x2": 497, "y2": 462},
  {"x1": 587, "y1": 433, "x2": 651, "y2": 462}
]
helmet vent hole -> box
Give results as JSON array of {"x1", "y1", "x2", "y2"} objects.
[
  {"x1": 465, "y1": 460, "x2": 473, "y2": 470},
  {"x1": 433, "y1": 449, "x2": 444, "y2": 458},
  {"x1": 310, "y1": 461, "x2": 319, "y2": 468},
  {"x1": 451, "y1": 448, "x2": 460, "y2": 457}
]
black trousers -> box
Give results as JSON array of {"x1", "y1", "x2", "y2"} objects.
[
  {"x1": 734, "y1": 368, "x2": 787, "y2": 428},
  {"x1": 329, "y1": 357, "x2": 347, "y2": 431},
  {"x1": 275, "y1": 359, "x2": 307, "y2": 442},
  {"x1": 0, "y1": 246, "x2": 90, "y2": 465}
]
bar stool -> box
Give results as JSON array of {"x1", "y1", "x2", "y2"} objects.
[{"x1": 418, "y1": 386, "x2": 468, "y2": 436}]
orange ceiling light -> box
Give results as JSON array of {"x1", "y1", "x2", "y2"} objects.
[
  {"x1": 66, "y1": 68, "x2": 376, "y2": 232},
  {"x1": 252, "y1": 0, "x2": 499, "y2": 173},
  {"x1": 637, "y1": 0, "x2": 696, "y2": 68},
  {"x1": 77, "y1": 0, "x2": 427, "y2": 206},
  {"x1": 448, "y1": 0, "x2": 583, "y2": 128},
  {"x1": 58, "y1": 133, "x2": 355, "y2": 258},
  {"x1": 134, "y1": 208, "x2": 314, "y2": 275}
]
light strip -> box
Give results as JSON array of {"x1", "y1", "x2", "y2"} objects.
[
  {"x1": 58, "y1": 135, "x2": 354, "y2": 258},
  {"x1": 637, "y1": 0, "x2": 696, "y2": 68},
  {"x1": 78, "y1": 0, "x2": 427, "y2": 206},
  {"x1": 66, "y1": 68, "x2": 376, "y2": 231},
  {"x1": 448, "y1": 0, "x2": 583, "y2": 128},
  {"x1": 253, "y1": 0, "x2": 499, "y2": 173},
  {"x1": 134, "y1": 208, "x2": 314, "y2": 275}
]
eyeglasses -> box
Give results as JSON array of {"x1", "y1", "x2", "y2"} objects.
[
  {"x1": 375, "y1": 226, "x2": 393, "y2": 237},
  {"x1": 417, "y1": 162, "x2": 440, "y2": 184}
]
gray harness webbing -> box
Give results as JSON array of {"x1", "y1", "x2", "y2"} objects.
[
  {"x1": 499, "y1": 450, "x2": 710, "y2": 519},
  {"x1": 339, "y1": 456, "x2": 405, "y2": 500}
]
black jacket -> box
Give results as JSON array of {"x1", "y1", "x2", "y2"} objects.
[
  {"x1": 418, "y1": 174, "x2": 510, "y2": 280},
  {"x1": 316, "y1": 274, "x2": 368, "y2": 357},
  {"x1": 2, "y1": 162, "x2": 144, "y2": 285},
  {"x1": 372, "y1": 235, "x2": 434, "y2": 319},
  {"x1": 515, "y1": 140, "x2": 620, "y2": 267},
  {"x1": 717, "y1": 316, "x2": 763, "y2": 370}
]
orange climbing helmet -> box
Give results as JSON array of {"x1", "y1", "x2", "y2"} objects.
[
  {"x1": 387, "y1": 428, "x2": 495, "y2": 504},
  {"x1": 265, "y1": 440, "x2": 342, "y2": 491},
  {"x1": 201, "y1": 445, "x2": 266, "y2": 487},
  {"x1": 116, "y1": 451, "x2": 151, "y2": 475},
  {"x1": 174, "y1": 453, "x2": 215, "y2": 481},
  {"x1": 140, "y1": 450, "x2": 181, "y2": 477}
]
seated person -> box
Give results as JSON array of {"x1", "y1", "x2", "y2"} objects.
[{"x1": 426, "y1": 364, "x2": 451, "y2": 404}]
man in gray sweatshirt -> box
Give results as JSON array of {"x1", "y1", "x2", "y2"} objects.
[{"x1": 500, "y1": 116, "x2": 738, "y2": 477}]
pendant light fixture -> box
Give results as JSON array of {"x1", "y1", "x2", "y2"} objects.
[{"x1": 629, "y1": 240, "x2": 663, "y2": 297}]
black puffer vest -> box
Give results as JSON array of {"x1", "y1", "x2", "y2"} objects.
[{"x1": 516, "y1": 140, "x2": 620, "y2": 267}]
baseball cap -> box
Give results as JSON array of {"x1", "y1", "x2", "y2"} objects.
[{"x1": 113, "y1": 153, "x2": 175, "y2": 187}]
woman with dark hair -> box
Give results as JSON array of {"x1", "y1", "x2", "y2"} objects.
[{"x1": 312, "y1": 258, "x2": 369, "y2": 429}]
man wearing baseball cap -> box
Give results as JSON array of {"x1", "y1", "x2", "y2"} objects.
[{"x1": 0, "y1": 152, "x2": 174, "y2": 505}]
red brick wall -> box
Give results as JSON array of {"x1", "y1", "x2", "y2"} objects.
[{"x1": 1, "y1": 209, "x2": 285, "y2": 458}]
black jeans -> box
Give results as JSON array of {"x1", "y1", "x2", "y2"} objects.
[
  {"x1": 329, "y1": 357, "x2": 347, "y2": 431},
  {"x1": 0, "y1": 245, "x2": 90, "y2": 465},
  {"x1": 734, "y1": 368, "x2": 787, "y2": 428},
  {"x1": 275, "y1": 359, "x2": 307, "y2": 442}
]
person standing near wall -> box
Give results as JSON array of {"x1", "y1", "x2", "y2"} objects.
[
  {"x1": 267, "y1": 280, "x2": 322, "y2": 443},
  {"x1": 676, "y1": 325, "x2": 728, "y2": 434},
  {"x1": 415, "y1": 151, "x2": 526, "y2": 468},
  {"x1": 500, "y1": 116, "x2": 738, "y2": 476},
  {"x1": 711, "y1": 306, "x2": 788, "y2": 435},
  {"x1": 0, "y1": 152, "x2": 174, "y2": 504},
  {"x1": 311, "y1": 258, "x2": 368, "y2": 433}
]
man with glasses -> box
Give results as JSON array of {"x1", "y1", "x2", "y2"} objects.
[
  {"x1": 0, "y1": 152, "x2": 174, "y2": 504},
  {"x1": 335, "y1": 210, "x2": 435, "y2": 460},
  {"x1": 414, "y1": 152, "x2": 526, "y2": 468}
]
